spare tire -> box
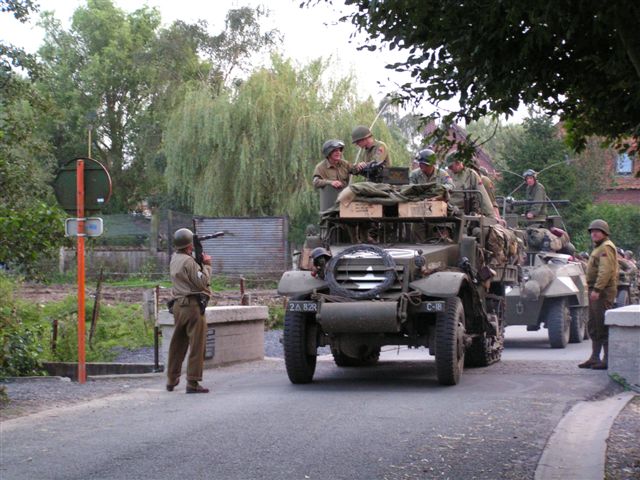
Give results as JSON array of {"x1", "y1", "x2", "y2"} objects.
[{"x1": 325, "y1": 244, "x2": 396, "y2": 300}]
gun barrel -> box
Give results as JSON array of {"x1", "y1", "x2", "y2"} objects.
[{"x1": 197, "y1": 232, "x2": 225, "y2": 241}]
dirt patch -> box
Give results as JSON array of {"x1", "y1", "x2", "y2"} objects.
[{"x1": 18, "y1": 283, "x2": 284, "y2": 308}]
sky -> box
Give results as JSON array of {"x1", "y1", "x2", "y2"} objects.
[{"x1": 1, "y1": 0, "x2": 421, "y2": 114}]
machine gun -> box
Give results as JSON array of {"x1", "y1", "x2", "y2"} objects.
[
  {"x1": 358, "y1": 160, "x2": 385, "y2": 183},
  {"x1": 192, "y1": 220, "x2": 224, "y2": 268}
]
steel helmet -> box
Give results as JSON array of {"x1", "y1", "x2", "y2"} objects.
[
  {"x1": 415, "y1": 148, "x2": 436, "y2": 165},
  {"x1": 445, "y1": 151, "x2": 462, "y2": 165},
  {"x1": 173, "y1": 228, "x2": 194, "y2": 249},
  {"x1": 587, "y1": 219, "x2": 610, "y2": 235},
  {"x1": 523, "y1": 169, "x2": 537, "y2": 178},
  {"x1": 351, "y1": 125, "x2": 372, "y2": 143},
  {"x1": 321, "y1": 139, "x2": 345, "y2": 158}
]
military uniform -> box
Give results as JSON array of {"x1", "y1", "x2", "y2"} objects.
[
  {"x1": 586, "y1": 238, "x2": 618, "y2": 342},
  {"x1": 312, "y1": 158, "x2": 357, "y2": 189},
  {"x1": 167, "y1": 251, "x2": 212, "y2": 387},
  {"x1": 449, "y1": 168, "x2": 496, "y2": 218},
  {"x1": 525, "y1": 181, "x2": 547, "y2": 217},
  {"x1": 409, "y1": 167, "x2": 454, "y2": 191},
  {"x1": 361, "y1": 140, "x2": 390, "y2": 167},
  {"x1": 480, "y1": 174, "x2": 498, "y2": 209}
]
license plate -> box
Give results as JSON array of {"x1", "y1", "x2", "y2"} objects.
[
  {"x1": 423, "y1": 301, "x2": 445, "y2": 312},
  {"x1": 287, "y1": 300, "x2": 318, "y2": 313}
]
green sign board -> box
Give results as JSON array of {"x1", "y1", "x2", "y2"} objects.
[{"x1": 53, "y1": 157, "x2": 112, "y2": 214}]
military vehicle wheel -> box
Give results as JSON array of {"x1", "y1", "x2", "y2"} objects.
[
  {"x1": 547, "y1": 298, "x2": 570, "y2": 348},
  {"x1": 283, "y1": 299, "x2": 317, "y2": 384},
  {"x1": 331, "y1": 346, "x2": 380, "y2": 367},
  {"x1": 614, "y1": 288, "x2": 630, "y2": 308},
  {"x1": 435, "y1": 297, "x2": 466, "y2": 386},
  {"x1": 569, "y1": 306, "x2": 587, "y2": 343}
]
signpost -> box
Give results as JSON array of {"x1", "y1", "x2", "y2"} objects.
[{"x1": 53, "y1": 157, "x2": 111, "y2": 383}]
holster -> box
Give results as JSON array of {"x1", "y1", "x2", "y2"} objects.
[{"x1": 197, "y1": 294, "x2": 209, "y2": 315}]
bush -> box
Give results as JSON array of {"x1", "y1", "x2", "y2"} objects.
[
  {"x1": 569, "y1": 203, "x2": 640, "y2": 253},
  {"x1": 0, "y1": 274, "x2": 46, "y2": 377}
]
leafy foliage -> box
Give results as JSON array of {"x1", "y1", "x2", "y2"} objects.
[
  {"x1": 329, "y1": 0, "x2": 640, "y2": 149},
  {"x1": 0, "y1": 273, "x2": 45, "y2": 377},
  {"x1": 164, "y1": 55, "x2": 409, "y2": 240},
  {"x1": 569, "y1": 203, "x2": 640, "y2": 254},
  {"x1": 0, "y1": 202, "x2": 66, "y2": 277}
]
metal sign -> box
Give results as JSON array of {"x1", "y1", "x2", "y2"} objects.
[
  {"x1": 65, "y1": 217, "x2": 103, "y2": 237},
  {"x1": 53, "y1": 157, "x2": 112, "y2": 214}
]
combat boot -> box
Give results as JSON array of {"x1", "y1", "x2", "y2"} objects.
[
  {"x1": 591, "y1": 343, "x2": 608, "y2": 370},
  {"x1": 578, "y1": 340, "x2": 602, "y2": 368}
]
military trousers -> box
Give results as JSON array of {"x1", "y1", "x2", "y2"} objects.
[
  {"x1": 588, "y1": 291, "x2": 612, "y2": 343},
  {"x1": 167, "y1": 296, "x2": 206, "y2": 383}
]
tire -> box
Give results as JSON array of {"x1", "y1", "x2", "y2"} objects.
[
  {"x1": 614, "y1": 288, "x2": 630, "y2": 309},
  {"x1": 546, "y1": 297, "x2": 570, "y2": 348},
  {"x1": 435, "y1": 297, "x2": 466, "y2": 386},
  {"x1": 331, "y1": 346, "x2": 380, "y2": 367},
  {"x1": 569, "y1": 306, "x2": 587, "y2": 344},
  {"x1": 283, "y1": 302, "x2": 317, "y2": 384}
]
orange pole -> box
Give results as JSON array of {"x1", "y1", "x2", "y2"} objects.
[{"x1": 77, "y1": 159, "x2": 86, "y2": 384}]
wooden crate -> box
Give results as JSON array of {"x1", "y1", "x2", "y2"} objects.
[
  {"x1": 398, "y1": 200, "x2": 447, "y2": 218},
  {"x1": 339, "y1": 201, "x2": 383, "y2": 218}
]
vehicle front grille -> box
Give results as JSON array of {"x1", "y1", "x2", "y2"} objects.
[{"x1": 332, "y1": 263, "x2": 404, "y2": 293}]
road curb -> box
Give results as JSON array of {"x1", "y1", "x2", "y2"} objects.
[{"x1": 534, "y1": 391, "x2": 636, "y2": 480}]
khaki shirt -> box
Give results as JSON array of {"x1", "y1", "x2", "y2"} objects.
[
  {"x1": 170, "y1": 252, "x2": 212, "y2": 301},
  {"x1": 481, "y1": 174, "x2": 497, "y2": 208},
  {"x1": 312, "y1": 158, "x2": 356, "y2": 189},
  {"x1": 361, "y1": 140, "x2": 390, "y2": 166},
  {"x1": 449, "y1": 168, "x2": 496, "y2": 218},
  {"x1": 525, "y1": 181, "x2": 547, "y2": 216},
  {"x1": 587, "y1": 239, "x2": 618, "y2": 301},
  {"x1": 409, "y1": 167, "x2": 454, "y2": 192}
]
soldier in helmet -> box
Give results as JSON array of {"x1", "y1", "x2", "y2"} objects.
[
  {"x1": 312, "y1": 139, "x2": 357, "y2": 191},
  {"x1": 445, "y1": 151, "x2": 497, "y2": 220},
  {"x1": 522, "y1": 169, "x2": 547, "y2": 219},
  {"x1": 578, "y1": 219, "x2": 618, "y2": 370},
  {"x1": 166, "y1": 228, "x2": 212, "y2": 393},
  {"x1": 409, "y1": 148, "x2": 454, "y2": 195},
  {"x1": 351, "y1": 125, "x2": 390, "y2": 180}
]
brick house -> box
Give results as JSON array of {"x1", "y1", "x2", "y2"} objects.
[{"x1": 594, "y1": 148, "x2": 640, "y2": 205}]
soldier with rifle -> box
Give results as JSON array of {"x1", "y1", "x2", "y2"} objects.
[
  {"x1": 165, "y1": 227, "x2": 222, "y2": 393},
  {"x1": 351, "y1": 125, "x2": 390, "y2": 183}
]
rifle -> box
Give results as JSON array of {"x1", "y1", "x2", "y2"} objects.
[{"x1": 192, "y1": 220, "x2": 224, "y2": 268}]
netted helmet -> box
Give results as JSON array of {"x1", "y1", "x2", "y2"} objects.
[
  {"x1": 478, "y1": 166, "x2": 489, "y2": 176},
  {"x1": 587, "y1": 219, "x2": 610, "y2": 235},
  {"x1": 445, "y1": 151, "x2": 462, "y2": 165},
  {"x1": 625, "y1": 250, "x2": 634, "y2": 259},
  {"x1": 523, "y1": 169, "x2": 537, "y2": 178},
  {"x1": 174, "y1": 228, "x2": 194, "y2": 249},
  {"x1": 351, "y1": 125, "x2": 372, "y2": 143},
  {"x1": 321, "y1": 139, "x2": 345, "y2": 158},
  {"x1": 415, "y1": 148, "x2": 436, "y2": 165}
]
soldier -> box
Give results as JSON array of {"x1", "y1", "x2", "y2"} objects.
[
  {"x1": 409, "y1": 148, "x2": 454, "y2": 196},
  {"x1": 312, "y1": 139, "x2": 356, "y2": 191},
  {"x1": 523, "y1": 169, "x2": 547, "y2": 219},
  {"x1": 578, "y1": 219, "x2": 618, "y2": 370},
  {"x1": 351, "y1": 125, "x2": 390, "y2": 181},
  {"x1": 478, "y1": 166, "x2": 498, "y2": 211},
  {"x1": 166, "y1": 228, "x2": 212, "y2": 393},
  {"x1": 445, "y1": 151, "x2": 497, "y2": 220}
]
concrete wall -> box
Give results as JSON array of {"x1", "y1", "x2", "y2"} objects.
[
  {"x1": 158, "y1": 306, "x2": 268, "y2": 368},
  {"x1": 605, "y1": 304, "x2": 640, "y2": 388}
]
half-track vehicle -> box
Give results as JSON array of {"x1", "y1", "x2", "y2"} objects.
[
  {"x1": 279, "y1": 183, "x2": 520, "y2": 386},
  {"x1": 502, "y1": 199, "x2": 589, "y2": 348},
  {"x1": 615, "y1": 254, "x2": 639, "y2": 307}
]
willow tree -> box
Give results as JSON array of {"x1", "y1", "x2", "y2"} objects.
[{"x1": 164, "y1": 55, "x2": 409, "y2": 233}]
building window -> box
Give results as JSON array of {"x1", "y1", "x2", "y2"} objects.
[{"x1": 615, "y1": 153, "x2": 634, "y2": 176}]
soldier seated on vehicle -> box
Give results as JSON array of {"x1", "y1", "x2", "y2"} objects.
[{"x1": 522, "y1": 169, "x2": 547, "y2": 220}]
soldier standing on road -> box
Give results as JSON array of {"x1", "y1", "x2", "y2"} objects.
[
  {"x1": 523, "y1": 169, "x2": 547, "y2": 219},
  {"x1": 312, "y1": 139, "x2": 356, "y2": 191},
  {"x1": 166, "y1": 228, "x2": 212, "y2": 393},
  {"x1": 352, "y1": 125, "x2": 390, "y2": 179},
  {"x1": 579, "y1": 219, "x2": 618, "y2": 370}
]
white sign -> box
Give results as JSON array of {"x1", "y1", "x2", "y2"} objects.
[{"x1": 65, "y1": 217, "x2": 104, "y2": 237}]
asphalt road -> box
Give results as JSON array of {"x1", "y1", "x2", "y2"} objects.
[{"x1": 1, "y1": 327, "x2": 616, "y2": 480}]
